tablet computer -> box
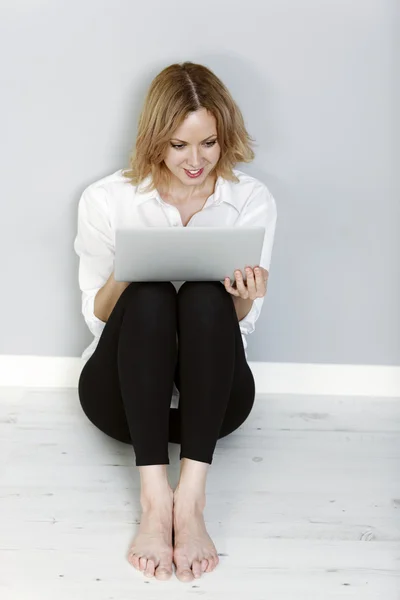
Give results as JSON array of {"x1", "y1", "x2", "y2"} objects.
[{"x1": 114, "y1": 226, "x2": 265, "y2": 283}]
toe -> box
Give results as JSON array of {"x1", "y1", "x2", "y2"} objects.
[
  {"x1": 174, "y1": 555, "x2": 194, "y2": 582},
  {"x1": 144, "y1": 558, "x2": 155, "y2": 578},
  {"x1": 128, "y1": 553, "x2": 140, "y2": 570},
  {"x1": 192, "y1": 559, "x2": 202, "y2": 579},
  {"x1": 155, "y1": 557, "x2": 173, "y2": 581},
  {"x1": 139, "y1": 556, "x2": 147, "y2": 572},
  {"x1": 201, "y1": 559, "x2": 208, "y2": 572},
  {"x1": 176, "y1": 568, "x2": 194, "y2": 583},
  {"x1": 205, "y1": 556, "x2": 216, "y2": 572},
  {"x1": 155, "y1": 566, "x2": 172, "y2": 581}
]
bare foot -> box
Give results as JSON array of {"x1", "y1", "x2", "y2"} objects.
[
  {"x1": 127, "y1": 487, "x2": 174, "y2": 581},
  {"x1": 172, "y1": 487, "x2": 220, "y2": 582}
]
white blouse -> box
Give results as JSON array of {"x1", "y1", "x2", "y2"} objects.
[{"x1": 74, "y1": 167, "x2": 277, "y2": 407}]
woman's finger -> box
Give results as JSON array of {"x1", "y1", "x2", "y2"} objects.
[
  {"x1": 224, "y1": 277, "x2": 239, "y2": 296},
  {"x1": 234, "y1": 270, "x2": 249, "y2": 298},
  {"x1": 255, "y1": 267, "x2": 268, "y2": 296},
  {"x1": 254, "y1": 267, "x2": 265, "y2": 288},
  {"x1": 245, "y1": 268, "x2": 257, "y2": 296}
]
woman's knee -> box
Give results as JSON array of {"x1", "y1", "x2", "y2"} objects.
[
  {"x1": 118, "y1": 280, "x2": 177, "y2": 311},
  {"x1": 123, "y1": 279, "x2": 176, "y2": 297},
  {"x1": 179, "y1": 280, "x2": 224, "y2": 294},
  {"x1": 178, "y1": 281, "x2": 231, "y2": 312}
]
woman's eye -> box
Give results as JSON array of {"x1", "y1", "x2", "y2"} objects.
[{"x1": 171, "y1": 141, "x2": 217, "y2": 150}]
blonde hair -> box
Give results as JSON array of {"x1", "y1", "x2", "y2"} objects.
[{"x1": 122, "y1": 62, "x2": 256, "y2": 193}]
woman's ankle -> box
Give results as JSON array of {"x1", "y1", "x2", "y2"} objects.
[
  {"x1": 140, "y1": 486, "x2": 173, "y2": 511},
  {"x1": 173, "y1": 484, "x2": 206, "y2": 512},
  {"x1": 138, "y1": 464, "x2": 173, "y2": 510}
]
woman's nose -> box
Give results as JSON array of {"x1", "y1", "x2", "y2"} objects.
[{"x1": 187, "y1": 147, "x2": 202, "y2": 168}]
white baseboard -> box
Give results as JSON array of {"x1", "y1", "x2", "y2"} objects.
[{"x1": 0, "y1": 355, "x2": 399, "y2": 397}]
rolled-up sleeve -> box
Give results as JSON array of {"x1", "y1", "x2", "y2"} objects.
[
  {"x1": 73, "y1": 184, "x2": 115, "y2": 338},
  {"x1": 236, "y1": 184, "x2": 277, "y2": 344}
]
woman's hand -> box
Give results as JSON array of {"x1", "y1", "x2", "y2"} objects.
[{"x1": 224, "y1": 266, "x2": 269, "y2": 299}]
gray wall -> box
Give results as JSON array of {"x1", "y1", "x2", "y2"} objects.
[{"x1": 1, "y1": 0, "x2": 398, "y2": 365}]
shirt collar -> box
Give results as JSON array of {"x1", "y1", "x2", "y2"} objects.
[{"x1": 133, "y1": 172, "x2": 238, "y2": 209}]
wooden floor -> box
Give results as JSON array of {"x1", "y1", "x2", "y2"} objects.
[{"x1": 1, "y1": 387, "x2": 400, "y2": 599}]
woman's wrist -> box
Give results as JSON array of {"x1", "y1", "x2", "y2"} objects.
[{"x1": 111, "y1": 271, "x2": 130, "y2": 290}]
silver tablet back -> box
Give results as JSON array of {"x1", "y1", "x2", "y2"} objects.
[{"x1": 114, "y1": 226, "x2": 265, "y2": 283}]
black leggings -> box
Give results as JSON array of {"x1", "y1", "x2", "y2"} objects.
[{"x1": 78, "y1": 281, "x2": 256, "y2": 466}]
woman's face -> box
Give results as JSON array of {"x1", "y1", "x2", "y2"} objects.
[{"x1": 163, "y1": 108, "x2": 221, "y2": 190}]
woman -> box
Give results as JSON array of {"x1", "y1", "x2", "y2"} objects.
[{"x1": 74, "y1": 61, "x2": 277, "y2": 583}]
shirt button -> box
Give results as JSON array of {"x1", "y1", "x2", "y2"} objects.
[{"x1": 173, "y1": 222, "x2": 179, "y2": 227}]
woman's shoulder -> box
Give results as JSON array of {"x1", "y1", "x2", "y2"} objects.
[
  {"x1": 230, "y1": 168, "x2": 271, "y2": 192},
  {"x1": 225, "y1": 168, "x2": 275, "y2": 207},
  {"x1": 79, "y1": 169, "x2": 137, "y2": 213},
  {"x1": 82, "y1": 168, "x2": 133, "y2": 196}
]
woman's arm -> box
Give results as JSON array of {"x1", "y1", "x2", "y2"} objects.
[
  {"x1": 94, "y1": 271, "x2": 130, "y2": 322},
  {"x1": 231, "y1": 267, "x2": 268, "y2": 321},
  {"x1": 232, "y1": 296, "x2": 254, "y2": 322}
]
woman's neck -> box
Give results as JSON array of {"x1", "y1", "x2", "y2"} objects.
[{"x1": 160, "y1": 173, "x2": 217, "y2": 205}]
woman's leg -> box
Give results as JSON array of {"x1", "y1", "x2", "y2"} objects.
[
  {"x1": 78, "y1": 281, "x2": 179, "y2": 580},
  {"x1": 168, "y1": 282, "x2": 256, "y2": 451},
  {"x1": 170, "y1": 281, "x2": 256, "y2": 582},
  {"x1": 78, "y1": 281, "x2": 178, "y2": 464},
  {"x1": 78, "y1": 280, "x2": 254, "y2": 463}
]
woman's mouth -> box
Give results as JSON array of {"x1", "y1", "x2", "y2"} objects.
[{"x1": 184, "y1": 167, "x2": 204, "y2": 178}]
